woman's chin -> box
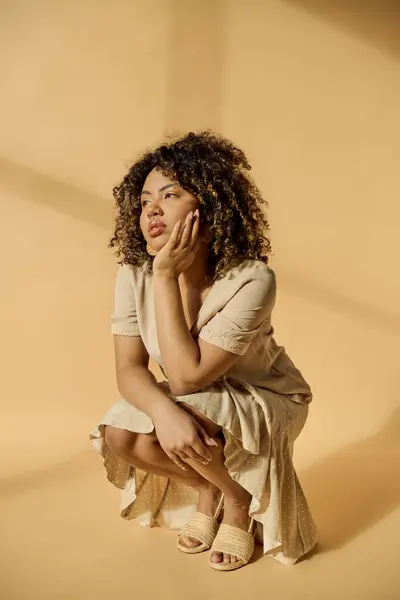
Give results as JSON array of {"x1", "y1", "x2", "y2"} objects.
[{"x1": 146, "y1": 238, "x2": 166, "y2": 252}]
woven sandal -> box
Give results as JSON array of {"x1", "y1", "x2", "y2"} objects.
[
  {"x1": 209, "y1": 519, "x2": 255, "y2": 571},
  {"x1": 177, "y1": 495, "x2": 224, "y2": 555}
]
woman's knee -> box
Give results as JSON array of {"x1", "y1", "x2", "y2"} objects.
[
  {"x1": 104, "y1": 426, "x2": 135, "y2": 456},
  {"x1": 104, "y1": 426, "x2": 157, "y2": 460}
]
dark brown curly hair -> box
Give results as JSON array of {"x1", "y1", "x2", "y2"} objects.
[{"x1": 110, "y1": 131, "x2": 272, "y2": 281}]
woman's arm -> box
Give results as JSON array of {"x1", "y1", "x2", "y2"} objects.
[
  {"x1": 114, "y1": 335, "x2": 175, "y2": 421},
  {"x1": 111, "y1": 264, "x2": 215, "y2": 465},
  {"x1": 152, "y1": 213, "x2": 275, "y2": 396},
  {"x1": 154, "y1": 274, "x2": 238, "y2": 395},
  {"x1": 154, "y1": 267, "x2": 276, "y2": 396},
  {"x1": 114, "y1": 334, "x2": 216, "y2": 466}
]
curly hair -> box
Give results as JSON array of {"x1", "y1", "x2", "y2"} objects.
[{"x1": 110, "y1": 131, "x2": 272, "y2": 281}]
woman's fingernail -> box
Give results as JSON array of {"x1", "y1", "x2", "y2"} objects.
[{"x1": 195, "y1": 209, "x2": 200, "y2": 217}]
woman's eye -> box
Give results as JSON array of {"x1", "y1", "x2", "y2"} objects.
[{"x1": 165, "y1": 192, "x2": 177, "y2": 199}]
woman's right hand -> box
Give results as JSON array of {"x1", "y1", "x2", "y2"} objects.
[{"x1": 153, "y1": 405, "x2": 217, "y2": 470}]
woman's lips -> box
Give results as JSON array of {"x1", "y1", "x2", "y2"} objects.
[{"x1": 148, "y1": 221, "x2": 167, "y2": 237}]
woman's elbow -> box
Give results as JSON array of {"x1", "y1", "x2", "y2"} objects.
[
  {"x1": 169, "y1": 381, "x2": 189, "y2": 396},
  {"x1": 169, "y1": 378, "x2": 200, "y2": 397}
]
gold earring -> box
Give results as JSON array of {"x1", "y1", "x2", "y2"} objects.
[{"x1": 146, "y1": 243, "x2": 157, "y2": 257}]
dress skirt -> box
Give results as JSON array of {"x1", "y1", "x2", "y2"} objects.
[{"x1": 90, "y1": 377, "x2": 317, "y2": 565}]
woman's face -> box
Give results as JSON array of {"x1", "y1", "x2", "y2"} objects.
[{"x1": 139, "y1": 168, "x2": 200, "y2": 251}]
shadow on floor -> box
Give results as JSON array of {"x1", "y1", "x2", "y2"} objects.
[
  {"x1": 0, "y1": 450, "x2": 97, "y2": 497},
  {"x1": 300, "y1": 406, "x2": 400, "y2": 552}
]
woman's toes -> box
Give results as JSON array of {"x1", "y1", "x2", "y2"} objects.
[
  {"x1": 211, "y1": 551, "x2": 223, "y2": 563},
  {"x1": 224, "y1": 554, "x2": 237, "y2": 563},
  {"x1": 210, "y1": 552, "x2": 239, "y2": 564},
  {"x1": 180, "y1": 535, "x2": 201, "y2": 548}
]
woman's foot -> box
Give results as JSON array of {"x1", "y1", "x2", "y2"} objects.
[
  {"x1": 210, "y1": 495, "x2": 251, "y2": 565},
  {"x1": 179, "y1": 482, "x2": 222, "y2": 549}
]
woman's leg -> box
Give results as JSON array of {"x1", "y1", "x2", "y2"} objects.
[
  {"x1": 104, "y1": 425, "x2": 211, "y2": 487},
  {"x1": 179, "y1": 405, "x2": 253, "y2": 565},
  {"x1": 105, "y1": 407, "x2": 253, "y2": 565},
  {"x1": 104, "y1": 425, "x2": 221, "y2": 547}
]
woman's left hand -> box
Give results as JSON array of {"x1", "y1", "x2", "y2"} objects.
[{"x1": 153, "y1": 209, "x2": 202, "y2": 278}]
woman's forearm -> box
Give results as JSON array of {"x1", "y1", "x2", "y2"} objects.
[
  {"x1": 116, "y1": 364, "x2": 177, "y2": 422},
  {"x1": 153, "y1": 273, "x2": 200, "y2": 393}
]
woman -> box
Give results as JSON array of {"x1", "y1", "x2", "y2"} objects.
[{"x1": 90, "y1": 131, "x2": 317, "y2": 571}]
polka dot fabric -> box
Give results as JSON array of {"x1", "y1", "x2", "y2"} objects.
[{"x1": 90, "y1": 380, "x2": 317, "y2": 565}]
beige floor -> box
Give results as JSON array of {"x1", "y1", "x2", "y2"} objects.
[{"x1": 1, "y1": 404, "x2": 399, "y2": 600}]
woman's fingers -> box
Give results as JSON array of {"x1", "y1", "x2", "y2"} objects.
[
  {"x1": 190, "y1": 436, "x2": 213, "y2": 462},
  {"x1": 180, "y1": 211, "x2": 194, "y2": 248},
  {"x1": 167, "y1": 219, "x2": 182, "y2": 249},
  {"x1": 169, "y1": 210, "x2": 200, "y2": 253},
  {"x1": 166, "y1": 450, "x2": 188, "y2": 471},
  {"x1": 191, "y1": 236, "x2": 202, "y2": 255},
  {"x1": 181, "y1": 209, "x2": 201, "y2": 253},
  {"x1": 199, "y1": 429, "x2": 218, "y2": 447},
  {"x1": 196, "y1": 424, "x2": 218, "y2": 450},
  {"x1": 179, "y1": 446, "x2": 210, "y2": 465},
  {"x1": 190, "y1": 209, "x2": 200, "y2": 248}
]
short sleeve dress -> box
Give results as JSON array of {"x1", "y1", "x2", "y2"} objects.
[{"x1": 90, "y1": 259, "x2": 318, "y2": 565}]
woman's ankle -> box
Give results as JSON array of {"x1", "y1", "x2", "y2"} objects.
[
  {"x1": 191, "y1": 478, "x2": 218, "y2": 495},
  {"x1": 219, "y1": 495, "x2": 250, "y2": 532},
  {"x1": 224, "y1": 486, "x2": 251, "y2": 506}
]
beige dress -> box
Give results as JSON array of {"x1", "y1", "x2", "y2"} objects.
[{"x1": 90, "y1": 260, "x2": 318, "y2": 565}]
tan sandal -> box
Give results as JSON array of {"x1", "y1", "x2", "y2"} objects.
[
  {"x1": 209, "y1": 519, "x2": 255, "y2": 571},
  {"x1": 177, "y1": 495, "x2": 224, "y2": 555}
]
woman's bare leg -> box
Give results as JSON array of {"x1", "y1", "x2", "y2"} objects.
[
  {"x1": 105, "y1": 405, "x2": 253, "y2": 565},
  {"x1": 104, "y1": 425, "x2": 221, "y2": 547},
  {"x1": 105, "y1": 425, "x2": 198, "y2": 483},
  {"x1": 179, "y1": 405, "x2": 253, "y2": 565}
]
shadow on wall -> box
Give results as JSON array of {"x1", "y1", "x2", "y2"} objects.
[
  {"x1": 283, "y1": 0, "x2": 400, "y2": 60},
  {"x1": 3, "y1": 153, "x2": 399, "y2": 345},
  {"x1": 301, "y1": 406, "x2": 400, "y2": 552},
  {"x1": 278, "y1": 270, "x2": 400, "y2": 335},
  {"x1": 0, "y1": 2, "x2": 227, "y2": 234},
  {"x1": 0, "y1": 156, "x2": 113, "y2": 230},
  {"x1": 1, "y1": 407, "x2": 399, "y2": 555}
]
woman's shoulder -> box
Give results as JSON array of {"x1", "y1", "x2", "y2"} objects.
[
  {"x1": 227, "y1": 259, "x2": 275, "y2": 286},
  {"x1": 116, "y1": 262, "x2": 151, "y2": 281},
  {"x1": 114, "y1": 262, "x2": 152, "y2": 296}
]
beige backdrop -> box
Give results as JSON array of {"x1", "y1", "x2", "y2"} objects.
[{"x1": 1, "y1": 1, "x2": 399, "y2": 599}]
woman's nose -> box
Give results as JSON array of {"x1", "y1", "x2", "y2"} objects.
[
  {"x1": 148, "y1": 201, "x2": 162, "y2": 217},
  {"x1": 148, "y1": 207, "x2": 159, "y2": 218}
]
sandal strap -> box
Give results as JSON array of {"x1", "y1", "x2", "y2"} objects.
[
  {"x1": 211, "y1": 523, "x2": 255, "y2": 564},
  {"x1": 179, "y1": 512, "x2": 219, "y2": 548}
]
